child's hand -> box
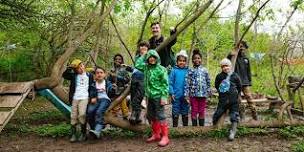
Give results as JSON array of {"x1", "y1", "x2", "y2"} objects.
[
  {"x1": 185, "y1": 96, "x2": 190, "y2": 103},
  {"x1": 91, "y1": 98, "x2": 97, "y2": 104}
]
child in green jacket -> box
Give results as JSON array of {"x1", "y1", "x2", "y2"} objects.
[{"x1": 135, "y1": 49, "x2": 170, "y2": 147}]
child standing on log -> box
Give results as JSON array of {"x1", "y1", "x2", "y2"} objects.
[
  {"x1": 124, "y1": 41, "x2": 149, "y2": 125},
  {"x1": 108, "y1": 54, "x2": 130, "y2": 120},
  {"x1": 213, "y1": 58, "x2": 242, "y2": 141},
  {"x1": 87, "y1": 67, "x2": 115, "y2": 138},
  {"x1": 135, "y1": 49, "x2": 170, "y2": 147},
  {"x1": 169, "y1": 50, "x2": 189, "y2": 127},
  {"x1": 62, "y1": 59, "x2": 97, "y2": 142},
  {"x1": 184, "y1": 49, "x2": 211, "y2": 126}
]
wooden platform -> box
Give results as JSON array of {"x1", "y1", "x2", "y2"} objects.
[{"x1": 0, "y1": 82, "x2": 33, "y2": 133}]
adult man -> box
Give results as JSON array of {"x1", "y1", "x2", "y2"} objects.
[
  {"x1": 228, "y1": 41, "x2": 258, "y2": 121},
  {"x1": 149, "y1": 22, "x2": 177, "y2": 68}
]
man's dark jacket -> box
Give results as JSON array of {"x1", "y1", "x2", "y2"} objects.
[{"x1": 228, "y1": 52, "x2": 252, "y2": 86}]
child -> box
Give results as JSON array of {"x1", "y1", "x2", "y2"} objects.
[
  {"x1": 213, "y1": 58, "x2": 242, "y2": 141},
  {"x1": 87, "y1": 67, "x2": 115, "y2": 138},
  {"x1": 169, "y1": 50, "x2": 189, "y2": 127},
  {"x1": 135, "y1": 49, "x2": 170, "y2": 147},
  {"x1": 62, "y1": 59, "x2": 97, "y2": 142},
  {"x1": 108, "y1": 54, "x2": 130, "y2": 120},
  {"x1": 125, "y1": 41, "x2": 149, "y2": 125},
  {"x1": 184, "y1": 49, "x2": 211, "y2": 126}
]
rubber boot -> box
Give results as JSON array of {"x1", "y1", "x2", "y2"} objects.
[
  {"x1": 192, "y1": 119, "x2": 197, "y2": 126},
  {"x1": 172, "y1": 115, "x2": 179, "y2": 127},
  {"x1": 70, "y1": 125, "x2": 77, "y2": 143},
  {"x1": 78, "y1": 124, "x2": 87, "y2": 142},
  {"x1": 199, "y1": 119, "x2": 205, "y2": 126},
  {"x1": 135, "y1": 110, "x2": 142, "y2": 124},
  {"x1": 129, "y1": 111, "x2": 137, "y2": 125},
  {"x1": 158, "y1": 122, "x2": 170, "y2": 147},
  {"x1": 182, "y1": 115, "x2": 188, "y2": 126},
  {"x1": 228, "y1": 122, "x2": 238, "y2": 141},
  {"x1": 146, "y1": 120, "x2": 161, "y2": 143}
]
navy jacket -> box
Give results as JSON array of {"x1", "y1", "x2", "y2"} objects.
[
  {"x1": 228, "y1": 52, "x2": 252, "y2": 86},
  {"x1": 62, "y1": 68, "x2": 97, "y2": 103}
]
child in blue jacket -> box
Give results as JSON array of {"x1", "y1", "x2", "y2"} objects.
[{"x1": 169, "y1": 50, "x2": 189, "y2": 127}]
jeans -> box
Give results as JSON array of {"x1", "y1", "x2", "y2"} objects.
[
  {"x1": 172, "y1": 97, "x2": 189, "y2": 116},
  {"x1": 87, "y1": 98, "x2": 111, "y2": 130}
]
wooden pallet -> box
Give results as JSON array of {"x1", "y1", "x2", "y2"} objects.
[{"x1": 0, "y1": 82, "x2": 33, "y2": 133}]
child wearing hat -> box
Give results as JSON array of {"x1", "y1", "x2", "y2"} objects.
[
  {"x1": 169, "y1": 50, "x2": 189, "y2": 127},
  {"x1": 213, "y1": 58, "x2": 242, "y2": 141},
  {"x1": 62, "y1": 59, "x2": 97, "y2": 142}
]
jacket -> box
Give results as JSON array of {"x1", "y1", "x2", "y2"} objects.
[
  {"x1": 184, "y1": 65, "x2": 211, "y2": 98},
  {"x1": 135, "y1": 49, "x2": 169, "y2": 101},
  {"x1": 62, "y1": 68, "x2": 97, "y2": 103},
  {"x1": 228, "y1": 52, "x2": 252, "y2": 86},
  {"x1": 149, "y1": 30, "x2": 177, "y2": 67},
  {"x1": 169, "y1": 65, "x2": 188, "y2": 98}
]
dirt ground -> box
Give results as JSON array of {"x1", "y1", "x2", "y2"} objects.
[{"x1": 0, "y1": 134, "x2": 295, "y2": 152}]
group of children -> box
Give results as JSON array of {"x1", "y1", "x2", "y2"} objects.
[{"x1": 62, "y1": 40, "x2": 243, "y2": 146}]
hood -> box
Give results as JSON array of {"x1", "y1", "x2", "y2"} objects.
[{"x1": 146, "y1": 49, "x2": 161, "y2": 65}]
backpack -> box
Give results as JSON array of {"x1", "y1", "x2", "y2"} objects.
[{"x1": 219, "y1": 73, "x2": 232, "y2": 93}]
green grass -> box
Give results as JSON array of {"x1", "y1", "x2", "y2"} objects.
[
  {"x1": 292, "y1": 141, "x2": 304, "y2": 152},
  {"x1": 33, "y1": 123, "x2": 70, "y2": 137},
  {"x1": 279, "y1": 126, "x2": 304, "y2": 139}
]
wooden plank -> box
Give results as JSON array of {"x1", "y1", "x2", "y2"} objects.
[
  {"x1": 0, "y1": 82, "x2": 33, "y2": 94},
  {"x1": 0, "y1": 111, "x2": 11, "y2": 126},
  {"x1": 0, "y1": 95, "x2": 23, "y2": 108},
  {"x1": 241, "y1": 98, "x2": 281, "y2": 103}
]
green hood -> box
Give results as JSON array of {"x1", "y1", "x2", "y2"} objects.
[{"x1": 145, "y1": 49, "x2": 161, "y2": 65}]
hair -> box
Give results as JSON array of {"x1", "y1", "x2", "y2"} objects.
[
  {"x1": 113, "y1": 53, "x2": 124, "y2": 63},
  {"x1": 240, "y1": 40, "x2": 249, "y2": 49},
  {"x1": 177, "y1": 55, "x2": 187, "y2": 61},
  {"x1": 138, "y1": 41, "x2": 150, "y2": 48},
  {"x1": 150, "y1": 21, "x2": 161, "y2": 28},
  {"x1": 192, "y1": 48, "x2": 202, "y2": 59},
  {"x1": 93, "y1": 66, "x2": 106, "y2": 74}
]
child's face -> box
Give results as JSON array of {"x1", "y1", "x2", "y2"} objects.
[
  {"x1": 177, "y1": 56, "x2": 187, "y2": 68},
  {"x1": 139, "y1": 46, "x2": 148, "y2": 56},
  {"x1": 75, "y1": 63, "x2": 85, "y2": 74},
  {"x1": 192, "y1": 54, "x2": 202, "y2": 66},
  {"x1": 151, "y1": 24, "x2": 161, "y2": 37},
  {"x1": 95, "y1": 68, "x2": 106, "y2": 81},
  {"x1": 221, "y1": 65, "x2": 231, "y2": 73},
  {"x1": 114, "y1": 56, "x2": 123, "y2": 66},
  {"x1": 148, "y1": 56, "x2": 157, "y2": 65}
]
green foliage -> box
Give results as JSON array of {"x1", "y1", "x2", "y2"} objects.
[
  {"x1": 102, "y1": 128, "x2": 141, "y2": 138},
  {"x1": 33, "y1": 123, "x2": 70, "y2": 137},
  {"x1": 279, "y1": 126, "x2": 304, "y2": 138},
  {"x1": 292, "y1": 141, "x2": 304, "y2": 152}
]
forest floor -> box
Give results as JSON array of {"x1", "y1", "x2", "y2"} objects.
[{"x1": 0, "y1": 97, "x2": 303, "y2": 152}]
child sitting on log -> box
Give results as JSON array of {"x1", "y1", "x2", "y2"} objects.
[
  {"x1": 87, "y1": 67, "x2": 115, "y2": 138},
  {"x1": 62, "y1": 59, "x2": 97, "y2": 142},
  {"x1": 169, "y1": 50, "x2": 189, "y2": 127},
  {"x1": 213, "y1": 58, "x2": 242, "y2": 141},
  {"x1": 184, "y1": 49, "x2": 211, "y2": 126},
  {"x1": 135, "y1": 49, "x2": 170, "y2": 147}
]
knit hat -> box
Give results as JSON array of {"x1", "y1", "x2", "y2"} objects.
[
  {"x1": 176, "y1": 50, "x2": 188, "y2": 59},
  {"x1": 220, "y1": 58, "x2": 232, "y2": 67},
  {"x1": 70, "y1": 59, "x2": 82, "y2": 68}
]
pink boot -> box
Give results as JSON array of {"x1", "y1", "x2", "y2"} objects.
[
  {"x1": 158, "y1": 121, "x2": 170, "y2": 147},
  {"x1": 146, "y1": 120, "x2": 161, "y2": 143}
]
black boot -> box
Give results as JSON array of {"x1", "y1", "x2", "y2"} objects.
[
  {"x1": 182, "y1": 115, "x2": 188, "y2": 126},
  {"x1": 199, "y1": 119, "x2": 205, "y2": 126},
  {"x1": 78, "y1": 124, "x2": 87, "y2": 142},
  {"x1": 192, "y1": 119, "x2": 197, "y2": 126},
  {"x1": 172, "y1": 115, "x2": 179, "y2": 127},
  {"x1": 70, "y1": 125, "x2": 77, "y2": 143},
  {"x1": 228, "y1": 122, "x2": 238, "y2": 141},
  {"x1": 129, "y1": 110, "x2": 142, "y2": 125}
]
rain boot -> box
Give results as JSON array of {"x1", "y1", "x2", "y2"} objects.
[
  {"x1": 78, "y1": 124, "x2": 87, "y2": 142},
  {"x1": 199, "y1": 119, "x2": 205, "y2": 126},
  {"x1": 158, "y1": 121, "x2": 170, "y2": 147},
  {"x1": 182, "y1": 115, "x2": 188, "y2": 126},
  {"x1": 192, "y1": 119, "x2": 197, "y2": 126},
  {"x1": 146, "y1": 120, "x2": 161, "y2": 143},
  {"x1": 70, "y1": 125, "x2": 77, "y2": 143},
  {"x1": 228, "y1": 122, "x2": 238, "y2": 141},
  {"x1": 129, "y1": 111, "x2": 137, "y2": 125},
  {"x1": 172, "y1": 115, "x2": 179, "y2": 127}
]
